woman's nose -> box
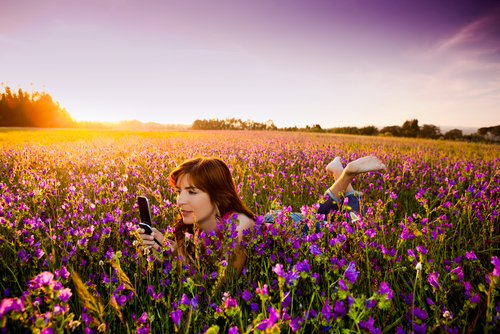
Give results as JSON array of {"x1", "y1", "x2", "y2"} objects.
[{"x1": 177, "y1": 192, "x2": 187, "y2": 205}]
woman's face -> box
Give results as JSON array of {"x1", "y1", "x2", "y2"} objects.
[{"x1": 175, "y1": 174, "x2": 215, "y2": 226}]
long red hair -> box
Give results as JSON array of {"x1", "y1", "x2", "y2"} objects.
[{"x1": 169, "y1": 157, "x2": 254, "y2": 260}]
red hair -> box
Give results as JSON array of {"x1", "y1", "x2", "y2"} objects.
[{"x1": 169, "y1": 157, "x2": 254, "y2": 260}]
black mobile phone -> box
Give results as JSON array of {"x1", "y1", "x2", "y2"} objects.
[{"x1": 137, "y1": 196, "x2": 161, "y2": 246}]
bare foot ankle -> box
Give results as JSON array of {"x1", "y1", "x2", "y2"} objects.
[
  {"x1": 326, "y1": 157, "x2": 343, "y2": 179},
  {"x1": 345, "y1": 156, "x2": 385, "y2": 176}
]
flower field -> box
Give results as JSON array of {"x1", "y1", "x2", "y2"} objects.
[{"x1": 0, "y1": 129, "x2": 499, "y2": 334}]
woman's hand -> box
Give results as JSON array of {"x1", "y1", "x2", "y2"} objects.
[{"x1": 138, "y1": 228, "x2": 176, "y2": 253}]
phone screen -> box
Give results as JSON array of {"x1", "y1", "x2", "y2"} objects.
[{"x1": 138, "y1": 196, "x2": 152, "y2": 224}]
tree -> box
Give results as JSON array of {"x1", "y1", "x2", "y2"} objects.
[
  {"x1": 380, "y1": 125, "x2": 403, "y2": 137},
  {"x1": 359, "y1": 125, "x2": 379, "y2": 136},
  {"x1": 0, "y1": 84, "x2": 75, "y2": 128},
  {"x1": 402, "y1": 119, "x2": 419, "y2": 137},
  {"x1": 478, "y1": 125, "x2": 500, "y2": 140},
  {"x1": 419, "y1": 124, "x2": 441, "y2": 139},
  {"x1": 444, "y1": 129, "x2": 463, "y2": 140}
]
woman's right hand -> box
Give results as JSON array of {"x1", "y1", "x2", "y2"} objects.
[{"x1": 138, "y1": 227, "x2": 176, "y2": 253}]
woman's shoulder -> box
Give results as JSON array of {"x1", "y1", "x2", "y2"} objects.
[{"x1": 224, "y1": 211, "x2": 255, "y2": 236}]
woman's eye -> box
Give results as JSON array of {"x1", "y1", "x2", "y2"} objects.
[{"x1": 189, "y1": 191, "x2": 197, "y2": 195}]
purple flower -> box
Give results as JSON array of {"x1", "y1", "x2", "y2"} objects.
[
  {"x1": 228, "y1": 327, "x2": 239, "y2": 334},
  {"x1": 365, "y1": 229, "x2": 376, "y2": 238},
  {"x1": 256, "y1": 306, "x2": 279, "y2": 330},
  {"x1": 309, "y1": 244, "x2": 322, "y2": 256},
  {"x1": 411, "y1": 306, "x2": 428, "y2": 320},
  {"x1": 465, "y1": 250, "x2": 477, "y2": 260},
  {"x1": 289, "y1": 316, "x2": 302, "y2": 332},
  {"x1": 256, "y1": 284, "x2": 268, "y2": 295},
  {"x1": 451, "y1": 266, "x2": 463, "y2": 282},
  {"x1": 492, "y1": 256, "x2": 500, "y2": 267},
  {"x1": 242, "y1": 289, "x2": 252, "y2": 302},
  {"x1": 0, "y1": 298, "x2": 25, "y2": 318},
  {"x1": 333, "y1": 300, "x2": 346, "y2": 319},
  {"x1": 321, "y1": 298, "x2": 333, "y2": 322},
  {"x1": 59, "y1": 288, "x2": 72, "y2": 303},
  {"x1": 40, "y1": 328, "x2": 54, "y2": 334},
  {"x1": 416, "y1": 245, "x2": 428, "y2": 254},
  {"x1": 428, "y1": 272, "x2": 440, "y2": 289},
  {"x1": 366, "y1": 299, "x2": 377, "y2": 308},
  {"x1": 273, "y1": 264, "x2": 285, "y2": 277},
  {"x1": 344, "y1": 261, "x2": 359, "y2": 284},
  {"x1": 470, "y1": 294, "x2": 480, "y2": 304},
  {"x1": 358, "y1": 316, "x2": 377, "y2": 332},
  {"x1": 312, "y1": 272, "x2": 320, "y2": 284},
  {"x1": 379, "y1": 282, "x2": 394, "y2": 300},
  {"x1": 34, "y1": 271, "x2": 54, "y2": 286},
  {"x1": 294, "y1": 259, "x2": 310, "y2": 273},
  {"x1": 180, "y1": 294, "x2": 190, "y2": 305},
  {"x1": 250, "y1": 302, "x2": 259, "y2": 312},
  {"x1": 339, "y1": 279, "x2": 349, "y2": 291},
  {"x1": 170, "y1": 309, "x2": 182, "y2": 326}
]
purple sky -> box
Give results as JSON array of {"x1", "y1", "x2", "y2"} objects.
[{"x1": 1, "y1": 0, "x2": 499, "y2": 128}]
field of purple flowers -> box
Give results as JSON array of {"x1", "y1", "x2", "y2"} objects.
[{"x1": 0, "y1": 129, "x2": 499, "y2": 334}]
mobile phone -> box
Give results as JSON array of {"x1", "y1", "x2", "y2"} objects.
[{"x1": 137, "y1": 196, "x2": 161, "y2": 246}]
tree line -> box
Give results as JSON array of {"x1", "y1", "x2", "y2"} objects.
[
  {"x1": 0, "y1": 85, "x2": 188, "y2": 130},
  {"x1": 0, "y1": 84, "x2": 75, "y2": 128},
  {"x1": 2, "y1": 84, "x2": 497, "y2": 142},
  {"x1": 191, "y1": 118, "x2": 500, "y2": 142}
]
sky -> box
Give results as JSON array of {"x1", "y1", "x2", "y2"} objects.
[{"x1": 1, "y1": 0, "x2": 499, "y2": 128}]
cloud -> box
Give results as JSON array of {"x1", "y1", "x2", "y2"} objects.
[{"x1": 435, "y1": 7, "x2": 500, "y2": 60}]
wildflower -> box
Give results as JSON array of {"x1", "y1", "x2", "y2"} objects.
[
  {"x1": 428, "y1": 272, "x2": 440, "y2": 290},
  {"x1": 465, "y1": 250, "x2": 477, "y2": 260},
  {"x1": 59, "y1": 288, "x2": 73, "y2": 303},
  {"x1": 224, "y1": 296, "x2": 238, "y2": 309},
  {"x1": 410, "y1": 306, "x2": 428, "y2": 320},
  {"x1": 242, "y1": 289, "x2": 252, "y2": 302},
  {"x1": 333, "y1": 300, "x2": 346, "y2": 319},
  {"x1": 256, "y1": 284, "x2": 268, "y2": 295},
  {"x1": 34, "y1": 271, "x2": 54, "y2": 286},
  {"x1": 339, "y1": 279, "x2": 349, "y2": 291},
  {"x1": 294, "y1": 259, "x2": 310, "y2": 273},
  {"x1": 228, "y1": 327, "x2": 239, "y2": 334},
  {"x1": 365, "y1": 228, "x2": 376, "y2": 238},
  {"x1": 40, "y1": 328, "x2": 54, "y2": 334},
  {"x1": 442, "y1": 307, "x2": 453, "y2": 319},
  {"x1": 358, "y1": 316, "x2": 378, "y2": 333},
  {"x1": 256, "y1": 306, "x2": 279, "y2": 330},
  {"x1": 0, "y1": 298, "x2": 25, "y2": 318},
  {"x1": 344, "y1": 261, "x2": 359, "y2": 284},
  {"x1": 416, "y1": 245, "x2": 428, "y2": 254},
  {"x1": 310, "y1": 244, "x2": 322, "y2": 256},
  {"x1": 289, "y1": 316, "x2": 302, "y2": 332},
  {"x1": 321, "y1": 298, "x2": 333, "y2": 322},
  {"x1": 180, "y1": 294, "x2": 190, "y2": 305},
  {"x1": 450, "y1": 266, "x2": 463, "y2": 281},
  {"x1": 470, "y1": 294, "x2": 480, "y2": 304},
  {"x1": 379, "y1": 282, "x2": 394, "y2": 300},
  {"x1": 272, "y1": 263, "x2": 285, "y2": 277},
  {"x1": 170, "y1": 309, "x2": 182, "y2": 326}
]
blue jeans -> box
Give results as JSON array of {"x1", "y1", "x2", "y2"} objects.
[{"x1": 263, "y1": 189, "x2": 366, "y2": 236}]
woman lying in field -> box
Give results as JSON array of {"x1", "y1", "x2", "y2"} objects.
[{"x1": 137, "y1": 156, "x2": 385, "y2": 275}]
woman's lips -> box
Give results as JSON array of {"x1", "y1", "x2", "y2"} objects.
[{"x1": 182, "y1": 210, "x2": 193, "y2": 216}]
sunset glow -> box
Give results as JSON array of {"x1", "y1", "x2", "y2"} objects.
[{"x1": 1, "y1": 0, "x2": 499, "y2": 128}]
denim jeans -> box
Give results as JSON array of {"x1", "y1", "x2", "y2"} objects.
[{"x1": 263, "y1": 189, "x2": 366, "y2": 236}]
